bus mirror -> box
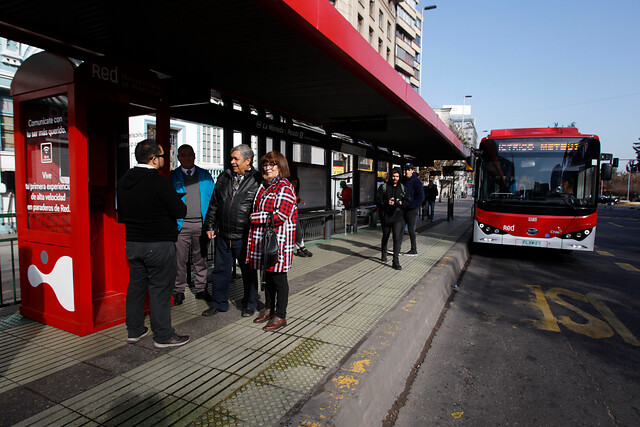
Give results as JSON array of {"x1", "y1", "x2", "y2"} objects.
[
  {"x1": 465, "y1": 155, "x2": 475, "y2": 171},
  {"x1": 601, "y1": 163, "x2": 613, "y2": 181}
]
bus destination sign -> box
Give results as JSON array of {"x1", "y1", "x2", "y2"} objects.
[{"x1": 498, "y1": 142, "x2": 579, "y2": 152}]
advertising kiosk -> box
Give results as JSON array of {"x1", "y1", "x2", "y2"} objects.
[{"x1": 11, "y1": 52, "x2": 168, "y2": 335}]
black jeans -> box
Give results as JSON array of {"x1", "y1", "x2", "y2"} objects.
[
  {"x1": 210, "y1": 237, "x2": 259, "y2": 311},
  {"x1": 264, "y1": 271, "x2": 289, "y2": 318},
  {"x1": 381, "y1": 220, "x2": 404, "y2": 260},
  {"x1": 125, "y1": 241, "x2": 176, "y2": 342},
  {"x1": 403, "y1": 208, "x2": 418, "y2": 252}
]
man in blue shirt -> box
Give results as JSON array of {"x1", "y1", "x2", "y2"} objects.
[{"x1": 170, "y1": 144, "x2": 215, "y2": 305}]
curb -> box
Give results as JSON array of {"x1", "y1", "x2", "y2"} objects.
[{"x1": 285, "y1": 227, "x2": 471, "y2": 426}]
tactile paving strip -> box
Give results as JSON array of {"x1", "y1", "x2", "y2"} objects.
[
  {"x1": 254, "y1": 353, "x2": 329, "y2": 392},
  {"x1": 310, "y1": 323, "x2": 367, "y2": 348},
  {"x1": 0, "y1": 312, "x2": 33, "y2": 331},
  {"x1": 206, "y1": 381, "x2": 303, "y2": 425}
]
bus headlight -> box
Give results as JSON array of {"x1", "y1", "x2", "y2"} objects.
[{"x1": 560, "y1": 228, "x2": 592, "y2": 241}]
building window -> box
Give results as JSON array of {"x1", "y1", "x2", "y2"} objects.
[
  {"x1": 379, "y1": 11, "x2": 384, "y2": 29},
  {"x1": 369, "y1": 27, "x2": 374, "y2": 44},
  {"x1": 387, "y1": 22, "x2": 391, "y2": 39},
  {"x1": 357, "y1": 14, "x2": 363, "y2": 33},
  {"x1": 378, "y1": 38, "x2": 384, "y2": 54},
  {"x1": 397, "y1": 7, "x2": 415, "y2": 27},
  {"x1": 1, "y1": 95, "x2": 14, "y2": 151},
  {"x1": 1, "y1": 115, "x2": 13, "y2": 151},
  {"x1": 369, "y1": 0, "x2": 375, "y2": 17},
  {"x1": 201, "y1": 125, "x2": 222, "y2": 163}
]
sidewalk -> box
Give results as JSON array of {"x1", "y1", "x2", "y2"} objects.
[{"x1": 0, "y1": 201, "x2": 472, "y2": 426}]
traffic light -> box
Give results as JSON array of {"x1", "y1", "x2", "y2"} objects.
[{"x1": 600, "y1": 153, "x2": 613, "y2": 161}]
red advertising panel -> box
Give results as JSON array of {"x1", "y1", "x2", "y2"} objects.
[{"x1": 23, "y1": 95, "x2": 71, "y2": 233}]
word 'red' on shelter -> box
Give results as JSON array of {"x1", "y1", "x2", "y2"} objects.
[{"x1": 2, "y1": 0, "x2": 469, "y2": 336}]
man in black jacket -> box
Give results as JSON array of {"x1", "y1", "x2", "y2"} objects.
[
  {"x1": 403, "y1": 163, "x2": 424, "y2": 256},
  {"x1": 117, "y1": 139, "x2": 189, "y2": 348},
  {"x1": 202, "y1": 144, "x2": 263, "y2": 318}
]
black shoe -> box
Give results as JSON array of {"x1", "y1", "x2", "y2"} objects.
[
  {"x1": 154, "y1": 333, "x2": 190, "y2": 348},
  {"x1": 202, "y1": 307, "x2": 222, "y2": 317},
  {"x1": 300, "y1": 248, "x2": 313, "y2": 257},
  {"x1": 173, "y1": 293, "x2": 185, "y2": 305},
  {"x1": 195, "y1": 291, "x2": 211, "y2": 301},
  {"x1": 295, "y1": 249, "x2": 307, "y2": 257},
  {"x1": 242, "y1": 308, "x2": 256, "y2": 317},
  {"x1": 381, "y1": 255, "x2": 388, "y2": 262},
  {"x1": 392, "y1": 262, "x2": 402, "y2": 270},
  {"x1": 405, "y1": 250, "x2": 418, "y2": 256},
  {"x1": 127, "y1": 327, "x2": 150, "y2": 343}
]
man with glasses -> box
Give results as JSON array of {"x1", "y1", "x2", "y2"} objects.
[
  {"x1": 117, "y1": 139, "x2": 190, "y2": 348},
  {"x1": 202, "y1": 144, "x2": 263, "y2": 318}
]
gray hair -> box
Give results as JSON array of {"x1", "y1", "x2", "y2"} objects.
[{"x1": 231, "y1": 144, "x2": 254, "y2": 163}]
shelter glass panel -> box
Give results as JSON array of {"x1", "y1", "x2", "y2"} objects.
[{"x1": 23, "y1": 94, "x2": 70, "y2": 233}]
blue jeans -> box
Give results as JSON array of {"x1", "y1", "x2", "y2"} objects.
[
  {"x1": 426, "y1": 201, "x2": 435, "y2": 220},
  {"x1": 126, "y1": 241, "x2": 176, "y2": 342},
  {"x1": 209, "y1": 237, "x2": 259, "y2": 311}
]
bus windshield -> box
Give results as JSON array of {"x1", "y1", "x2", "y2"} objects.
[{"x1": 477, "y1": 137, "x2": 599, "y2": 207}]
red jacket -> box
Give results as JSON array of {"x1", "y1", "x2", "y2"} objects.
[{"x1": 246, "y1": 176, "x2": 298, "y2": 272}]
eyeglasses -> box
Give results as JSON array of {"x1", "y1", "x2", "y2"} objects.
[
  {"x1": 262, "y1": 162, "x2": 277, "y2": 169},
  {"x1": 155, "y1": 153, "x2": 166, "y2": 158}
]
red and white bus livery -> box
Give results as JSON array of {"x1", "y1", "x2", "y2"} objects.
[{"x1": 473, "y1": 127, "x2": 601, "y2": 251}]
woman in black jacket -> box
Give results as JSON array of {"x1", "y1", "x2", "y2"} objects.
[{"x1": 376, "y1": 168, "x2": 410, "y2": 270}]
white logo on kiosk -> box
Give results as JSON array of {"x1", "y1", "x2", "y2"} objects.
[
  {"x1": 28, "y1": 255, "x2": 75, "y2": 312},
  {"x1": 41, "y1": 142, "x2": 52, "y2": 163}
]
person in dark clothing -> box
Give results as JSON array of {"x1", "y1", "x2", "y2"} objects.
[
  {"x1": 424, "y1": 180, "x2": 438, "y2": 221},
  {"x1": 170, "y1": 144, "x2": 215, "y2": 305},
  {"x1": 376, "y1": 168, "x2": 410, "y2": 270},
  {"x1": 117, "y1": 139, "x2": 189, "y2": 348},
  {"x1": 202, "y1": 144, "x2": 263, "y2": 318},
  {"x1": 403, "y1": 163, "x2": 424, "y2": 255}
]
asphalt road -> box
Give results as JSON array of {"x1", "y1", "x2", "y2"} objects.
[{"x1": 393, "y1": 205, "x2": 640, "y2": 426}]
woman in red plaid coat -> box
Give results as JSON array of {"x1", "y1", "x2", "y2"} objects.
[{"x1": 247, "y1": 151, "x2": 297, "y2": 331}]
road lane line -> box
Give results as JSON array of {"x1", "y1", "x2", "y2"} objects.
[
  {"x1": 615, "y1": 263, "x2": 640, "y2": 272},
  {"x1": 596, "y1": 250, "x2": 614, "y2": 256},
  {"x1": 607, "y1": 222, "x2": 623, "y2": 228}
]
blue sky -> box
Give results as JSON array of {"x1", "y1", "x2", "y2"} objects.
[{"x1": 418, "y1": 0, "x2": 640, "y2": 169}]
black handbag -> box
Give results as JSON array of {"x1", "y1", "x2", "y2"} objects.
[
  {"x1": 261, "y1": 213, "x2": 279, "y2": 289},
  {"x1": 263, "y1": 214, "x2": 279, "y2": 268}
]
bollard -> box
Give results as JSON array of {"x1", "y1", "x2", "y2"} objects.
[
  {"x1": 447, "y1": 197, "x2": 454, "y2": 221},
  {"x1": 324, "y1": 216, "x2": 332, "y2": 240}
]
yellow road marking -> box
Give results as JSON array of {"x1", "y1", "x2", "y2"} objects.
[
  {"x1": 596, "y1": 250, "x2": 614, "y2": 256},
  {"x1": 546, "y1": 288, "x2": 613, "y2": 339},
  {"x1": 525, "y1": 285, "x2": 560, "y2": 332},
  {"x1": 607, "y1": 222, "x2": 623, "y2": 228},
  {"x1": 615, "y1": 263, "x2": 640, "y2": 272},
  {"x1": 587, "y1": 293, "x2": 640, "y2": 346}
]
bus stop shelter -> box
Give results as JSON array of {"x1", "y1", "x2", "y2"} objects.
[{"x1": 0, "y1": 0, "x2": 469, "y2": 335}]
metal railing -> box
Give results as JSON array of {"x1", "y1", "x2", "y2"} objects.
[{"x1": 0, "y1": 213, "x2": 19, "y2": 307}]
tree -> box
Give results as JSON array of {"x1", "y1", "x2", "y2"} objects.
[{"x1": 552, "y1": 122, "x2": 577, "y2": 128}]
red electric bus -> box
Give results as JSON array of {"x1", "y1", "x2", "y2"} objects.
[{"x1": 473, "y1": 127, "x2": 603, "y2": 251}]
